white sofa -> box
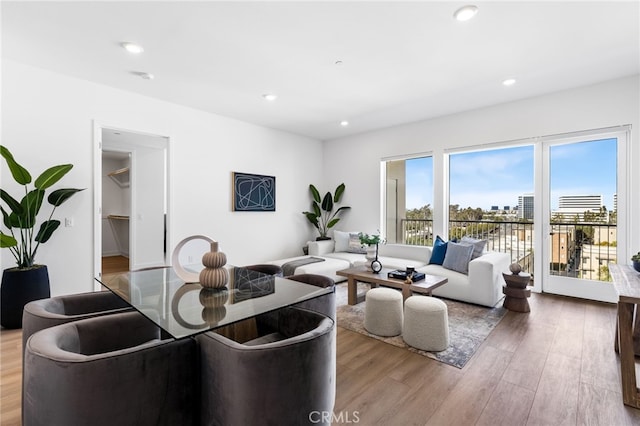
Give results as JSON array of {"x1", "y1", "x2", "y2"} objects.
[
  {"x1": 266, "y1": 254, "x2": 351, "y2": 283},
  {"x1": 265, "y1": 240, "x2": 430, "y2": 284},
  {"x1": 308, "y1": 239, "x2": 510, "y2": 308},
  {"x1": 309, "y1": 240, "x2": 431, "y2": 271}
]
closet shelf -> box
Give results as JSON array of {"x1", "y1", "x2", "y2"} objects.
[{"x1": 108, "y1": 167, "x2": 130, "y2": 188}]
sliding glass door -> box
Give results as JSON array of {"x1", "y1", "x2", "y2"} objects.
[{"x1": 540, "y1": 128, "x2": 628, "y2": 303}]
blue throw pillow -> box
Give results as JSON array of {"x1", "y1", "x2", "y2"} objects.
[{"x1": 429, "y1": 235, "x2": 448, "y2": 265}]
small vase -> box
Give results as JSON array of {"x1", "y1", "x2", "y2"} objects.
[
  {"x1": 199, "y1": 242, "x2": 229, "y2": 289},
  {"x1": 365, "y1": 245, "x2": 377, "y2": 261},
  {"x1": 365, "y1": 245, "x2": 377, "y2": 271}
]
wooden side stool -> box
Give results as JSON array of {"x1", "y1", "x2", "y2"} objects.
[{"x1": 502, "y1": 272, "x2": 531, "y2": 312}]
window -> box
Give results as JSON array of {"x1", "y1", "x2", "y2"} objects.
[
  {"x1": 378, "y1": 127, "x2": 626, "y2": 302},
  {"x1": 449, "y1": 145, "x2": 534, "y2": 270},
  {"x1": 384, "y1": 156, "x2": 433, "y2": 245}
]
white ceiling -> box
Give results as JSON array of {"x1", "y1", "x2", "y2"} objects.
[{"x1": 2, "y1": 1, "x2": 639, "y2": 141}]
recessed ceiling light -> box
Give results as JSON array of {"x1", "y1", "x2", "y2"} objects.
[
  {"x1": 502, "y1": 78, "x2": 516, "y2": 86},
  {"x1": 262, "y1": 94, "x2": 278, "y2": 101},
  {"x1": 121, "y1": 42, "x2": 144, "y2": 54},
  {"x1": 340, "y1": 120, "x2": 349, "y2": 127},
  {"x1": 453, "y1": 5, "x2": 478, "y2": 21},
  {"x1": 131, "y1": 71, "x2": 154, "y2": 80}
]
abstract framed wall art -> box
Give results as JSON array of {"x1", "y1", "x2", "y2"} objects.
[{"x1": 232, "y1": 172, "x2": 276, "y2": 212}]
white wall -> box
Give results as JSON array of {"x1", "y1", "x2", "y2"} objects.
[
  {"x1": 324, "y1": 75, "x2": 640, "y2": 258},
  {"x1": 1, "y1": 60, "x2": 322, "y2": 296},
  {"x1": 4, "y1": 58, "x2": 637, "y2": 298}
]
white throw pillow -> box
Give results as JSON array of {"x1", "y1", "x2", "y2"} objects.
[
  {"x1": 333, "y1": 230, "x2": 351, "y2": 252},
  {"x1": 347, "y1": 233, "x2": 367, "y2": 254}
]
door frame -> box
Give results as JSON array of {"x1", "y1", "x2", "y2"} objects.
[
  {"x1": 537, "y1": 125, "x2": 630, "y2": 303},
  {"x1": 93, "y1": 121, "x2": 171, "y2": 290}
]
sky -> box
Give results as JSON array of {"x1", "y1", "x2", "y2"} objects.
[{"x1": 405, "y1": 138, "x2": 617, "y2": 211}]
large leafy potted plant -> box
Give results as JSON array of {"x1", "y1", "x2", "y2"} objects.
[
  {"x1": 302, "y1": 183, "x2": 351, "y2": 240},
  {"x1": 0, "y1": 145, "x2": 84, "y2": 328}
]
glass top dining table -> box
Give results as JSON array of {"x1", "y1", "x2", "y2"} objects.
[{"x1": 95, "y1": 265, "x2": 332, "y2": 339}]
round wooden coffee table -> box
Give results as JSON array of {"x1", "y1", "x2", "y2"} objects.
[{"x1": 502, "y1": 272, "x2": 531, "y2": 312}]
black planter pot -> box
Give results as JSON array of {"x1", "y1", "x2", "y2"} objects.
[{"x1": 1, "y1": 265, "x2": 50, "y2": 329}]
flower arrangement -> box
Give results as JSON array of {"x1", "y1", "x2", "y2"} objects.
[
  {"x1": 358, "y1": 232, "x2": 384, "y2": 246},
  {"x1": 632, "y1": 252, "x2": 640, "y2": 262}
]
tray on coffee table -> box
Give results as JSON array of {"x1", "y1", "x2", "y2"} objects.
[{"x1": 387, "y1": 269, "x2": 426, "y2": 282}]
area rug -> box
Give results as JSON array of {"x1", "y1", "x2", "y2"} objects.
[{"x1": 335, "y1": 282, "x2": 507, "y2": 368}]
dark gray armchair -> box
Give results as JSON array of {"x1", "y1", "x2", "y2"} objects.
[
  {"x1": 23, "y1": 311, "x2": 197, "y2": 426},
  {"x1": 242, "y1": 264, "x2": 284, "y2": 277},
  {"x1": 196, "y1": 307, "x2": 336, "y2": 426},
  {"x1": 22, "y1": 291, "x2": 131, "y2": 351},
  {"x1": 252, "y1": 273, "x2": 335, "y2": 339},
  {"x1": 286, "y1": 274, "x2": 336, "y2": 320}
]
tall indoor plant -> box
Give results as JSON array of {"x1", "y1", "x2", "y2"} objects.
[
  {"x1": 302, "y1": 183, "x2": 351, "y2": 240},
  {"x1": 0, "y1": 145, "x2": 84, "y2": 328}
]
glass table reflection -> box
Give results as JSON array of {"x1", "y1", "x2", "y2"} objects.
[{"x1": 95, "y1": 265, "x2": 332, "y2": 339}]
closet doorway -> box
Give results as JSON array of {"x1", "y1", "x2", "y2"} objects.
[
  {"x1": 95, "y1": 125, "x2": 169, "y2": 284},
  {"x1": 102, "y1": 149, "x2": 131, "y2": 273}
]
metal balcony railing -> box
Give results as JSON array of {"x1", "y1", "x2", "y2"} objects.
[{"x1": 399, "y1": 219, "x2": 617, "y2": 282}]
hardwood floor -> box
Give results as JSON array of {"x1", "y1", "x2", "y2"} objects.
[
  {"x1": 101, "y1": 255, "x2": 129, "y2": 274},
  {"x1": 0, "y1": 327, "x2": 21, "y2": 426},
  {"x1": 333, "y1": 292, "x2": 640, "y2": 425},
  {"x1": 2, "y1": 292, "x2": 639, "y2": 425}
]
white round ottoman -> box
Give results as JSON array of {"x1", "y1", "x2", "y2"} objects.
[
  {"x1": 364, "y1": 288, "x2": 403, "y2": 336},
  {"x1": 403, "y1": 296, "x2": 449, "y2": 351}
]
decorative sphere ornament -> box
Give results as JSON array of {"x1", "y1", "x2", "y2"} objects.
[
  {"x1": 509, "y1": 263, "x2": 522, "y2": 275},
  {"x1": 202, "y1": 250, "x2": 227, "y2": 269},
  {"x1": 199, "y1": 242, "x2": 229, "y2": 288},
  {"x1": 199, "y1": 268, "x2": 229, "y2": 288}
]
